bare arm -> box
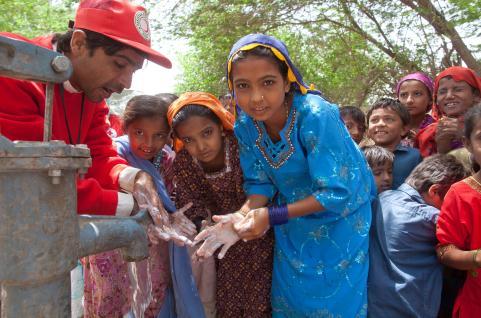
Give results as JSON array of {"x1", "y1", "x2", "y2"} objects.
[
  {"x1": 437, "y1": 244, "x2": 481, "y2": 271},
  {"x1": 238, "y1": 194, "x2": 270, "y2": 215},
  {"x1": 287, "y1": 195, "x2": 324, "y2": 218}
]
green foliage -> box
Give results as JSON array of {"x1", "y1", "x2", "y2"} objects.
[
  {"x1": 0, "y1": 0, "x2": 75, "y2": 38},
  {"x1": 162, "y1": 0, "x2": 480, "y2": 107},
  {"x1": 447, "y1": 0, "x2": 481, "y2": 24}
]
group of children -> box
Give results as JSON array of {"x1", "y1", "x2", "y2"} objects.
[
  {"x1": 340, "y1": 66, "x2": 481, "y2": 318},
  {"x1": 82, "y1": 33, "x2": 481, "y2": 318}
]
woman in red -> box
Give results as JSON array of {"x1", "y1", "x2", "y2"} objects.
[
  {"x1": 416, "y1": 66, "x2": 481, "y2": 157},
  {"x1": 436, "y1": 104, "x2": 481, "y2": 317}
]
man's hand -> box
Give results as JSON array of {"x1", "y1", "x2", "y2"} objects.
[
  {"x1": 132, "y1": 171, "x2": 193, "y2": 246},
  {"x1": 132, "y1": 171, "x2": 169, "y2": 226}
]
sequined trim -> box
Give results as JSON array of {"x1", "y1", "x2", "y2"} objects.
[
  {"x1": 253, "y1": 108, "x2": 296, "y2": 169},
  {"x1": 152, "y1": 150, "x2": 163, "y2": 170},
  {"x1": 465, "y1": 176, "x2": 481, "y2": 194},
  {"x1": 193, "y1": 136, "x2": 232, "y2": 179}
]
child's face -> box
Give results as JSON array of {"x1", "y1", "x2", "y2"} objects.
[
  {"x1": 342, "y1": 115, "x2": 364, "y2": 144},
  {"x1": 372, "y1": 161, "x2": 393, "y2": 193},
  {"x1": 465, "y1": 118, "x2": 481, "y2": 169},
  {"x1": 368, "y1": 108, "x2": 408, "y2": 150},
  {"x1": 437, "y1": 78, "x2": 480, "y2": 118},
  {"x1": 398, "y1": 80, "x2": 431, "y2": 118},
  {"x1": 174, "y1": 115, "x2": 224, "y2": 166},
  {"x1": 127, "y1": 116, "x2": 170, "y2": 161},
  {"x1": 231, "y1": 56, "x2": 290, "y2": 124}
]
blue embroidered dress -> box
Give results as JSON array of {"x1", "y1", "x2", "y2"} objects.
[{"x1": 234, "y1": 92, "x2": 372, "y2": 317}]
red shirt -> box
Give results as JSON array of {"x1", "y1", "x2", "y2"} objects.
[
  {"x1": 437, "y1": 177, "x2": 481, "y2": 318},
  {"x1": 0, "y1": 32, "x2": 127, "y2": 215}
]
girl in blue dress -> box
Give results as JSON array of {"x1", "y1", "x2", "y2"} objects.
[{"x1": 199, "y1": 34, "x2": 373, "y2": 317}]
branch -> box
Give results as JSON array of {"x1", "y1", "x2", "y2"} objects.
[
  {"x1": 399, "y1": 0, "x2": 481, "y2": 74},
  {"x1": 339, "y1": 0, "x2": 419, "y2": 71}
]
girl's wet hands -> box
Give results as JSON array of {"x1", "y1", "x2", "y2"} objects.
[
  {"x1": 233, "y1": 207, "x2": 270, "y2": 241},
  {"x1": 170, "y1": 202, "x2": 197, "y2": 238},
  {"x1": 192, "y1": 213, "x2": 243, "y2": 262}
]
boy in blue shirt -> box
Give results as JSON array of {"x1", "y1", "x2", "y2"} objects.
[
  {"x1": 367, "y1": 98, "x2": 422, "y2": 189},
  {"x1": 368, "y1": 155, "x2": 466, "y2": 318},
  {"x1": 362, "y1": 145, "x2": 394, "y2": 194}
]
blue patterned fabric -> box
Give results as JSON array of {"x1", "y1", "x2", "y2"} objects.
[{"x1": 234, "y1": 92, "x2": 373, "y2": 317}]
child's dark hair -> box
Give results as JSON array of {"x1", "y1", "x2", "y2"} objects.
[
  {"x1": 171, "y1": 105, "x2": 222, "y2": 133},
  {"x1": 366, "y1": 98, "x2": 411, "y2": 126},
  {"x1": 54, "y1": 29, "x2": 145, "y2": 57},
  {"x1": 464, "y1": 103, "x2": 481, "y2": 172},
  {"x1": 230, "y1": 46, "x2": 289, "y2": 82},
  {"x1": 122, "y1": 95, "x2": 172, "y2": 132},
  {"x1": 340, "y1": 106, "x2": 366, "y2": 132},
  {"x1": 362, "y1": 145, "x2": 394, "y2": 168},
  {"x1": 406, "y1": 154, "x2": 467, "y2": 198}
]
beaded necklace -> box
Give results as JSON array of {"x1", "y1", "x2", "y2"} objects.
[{"x1": 253, "y1": 106, "x2": 296, "y2": 169}]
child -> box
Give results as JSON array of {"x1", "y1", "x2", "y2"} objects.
[
  {"x1": 436, "y1": 104, "x2": 481, "y2": 317},
  {"x1": 84, "y1": 95, "x2": 204, "y2": 318},
  {"x1": 340, "y1": 106, "x2": 367, "y2": 144},
  {"x1": 369, "y1": 155, "x2": 466, "y2": 318},
  {"x1": 417, "y1": 66, "x2": 481, "y2": 157},
  {"x1": 367, "y1": 98, "x2": 422, "y2": 189},
  {"x1": 199, "y1": 33, "x2": 373, "y2": 317},
  {"x1": 167, "y1": 92, "x2": 274, "y2": 318},
  {"x1": 362, "y1": 145, "x2": 394, "y2": 194},
  {"x1": 396, "y1": 72, "x2": 435, "y2": 147}
]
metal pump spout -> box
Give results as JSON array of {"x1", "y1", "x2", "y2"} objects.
[{"x1": 79, "y1": 210, "x2": 152, "y2": 262}]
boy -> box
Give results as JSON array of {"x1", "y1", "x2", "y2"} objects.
[
  {"x1": 368, "y1": 154, "x2": 467, "y2": 318},
  {"x1": 362, "y1": 145, "x2": 394, "y2": 194},
  {"x1": 367, "y1": 98, "x2": 422, "y2": 189},
  {"x1": 340, "y1": 105, "x2": 366, "y2": 144}
]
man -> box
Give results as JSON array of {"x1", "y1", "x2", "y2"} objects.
[{"x1": 0, "y1": 0, "x2": 186, "y2": 243}]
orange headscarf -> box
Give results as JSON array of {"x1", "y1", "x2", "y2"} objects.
[{"x1": 167, "y1": 92, "x2": 235, "y2": 150}]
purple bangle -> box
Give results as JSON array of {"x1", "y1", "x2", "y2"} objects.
[{"x1": 268, "y1": 204, "x2": 289, "y2": 226}]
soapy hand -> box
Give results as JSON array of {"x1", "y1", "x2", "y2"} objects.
[
  {"x1": 192, "y1": 213, "x2": 244, "y2": 262},
  {"x1": 170, "y1": 202, "x2": 197, "y2": 238},
  {"x1": 135, "y1": 190, "x2": 193, "y2": 246},
  {"x1": 233, "y1": 207, "x2": 270, "y2": 241}
]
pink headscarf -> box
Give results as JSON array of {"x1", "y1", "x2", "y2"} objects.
[{"x1": 395, "y1": 72, "x2": 434, "y2": 98}]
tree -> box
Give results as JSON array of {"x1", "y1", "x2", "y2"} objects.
[
  {"x1": 0, "y1": 0, "x2": 75, "y2": 38},
  {"x1": 160, "y1": 0, "x2": 480, "y2": 107}
]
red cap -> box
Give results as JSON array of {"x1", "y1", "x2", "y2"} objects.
[{"x1": 74, "y1": 0, "x2": 172, "y2": 68}]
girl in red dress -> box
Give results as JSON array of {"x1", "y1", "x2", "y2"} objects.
[{"x1": 436, "y1": 103, "x2": 481, "y2": 317}]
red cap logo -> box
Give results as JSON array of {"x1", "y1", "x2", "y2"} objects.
[{"x1": 134, "y1": 11, "x2": 150, "y2": 41}]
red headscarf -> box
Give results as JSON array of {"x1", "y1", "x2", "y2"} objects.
[
  {"x1": 416, "y1": 66, "x2": 481, "y2": 157},
  {"x1": 167, "y1": 92, "x2": 235, "y2": 150}
]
